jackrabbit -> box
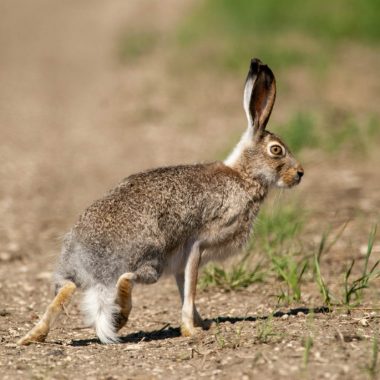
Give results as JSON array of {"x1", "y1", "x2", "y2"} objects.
[{"x1": 18, "y1": 58, "x2": 304, "y2": 345}]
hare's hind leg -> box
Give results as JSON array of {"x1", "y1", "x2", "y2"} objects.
[
  {"x1": 17, "y1": 281, "x2": 76, "y2": 345},
  {"x1": 114, "y1": 273, "x2": 135, "y2": 331}
]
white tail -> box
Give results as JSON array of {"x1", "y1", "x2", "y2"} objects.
[{"x1": 81, "y1": 284, "x2": 120, "y2": 344}]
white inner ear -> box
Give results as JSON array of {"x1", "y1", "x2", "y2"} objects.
[
  {"x1": 267, "y1": 141, "x2": 285, "y2": 157},
  {"x1": 243, "y1": 76, "x2": 255, "y2": 127}
]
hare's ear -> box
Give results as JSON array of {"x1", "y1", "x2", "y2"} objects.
[{"x1": 243, "y1": 58, "x2": 276, "y2": 137}]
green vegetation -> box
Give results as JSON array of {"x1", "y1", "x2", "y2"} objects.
[
  {"x1": 177, "y1": 0, "x2": 380, "y2": 73},
  {"x1": 200, "y1": 202, "x2": 308, "y2": 303},
  {"x1": 254, "y1": 203, "x2": 304, "y2": 249},
  {"x1": 118, "y1": 0, "x2": 380, "y2": 73},
  {"x1": 255, "y1": 203, "x2": 307, "y2": 303},
  {"x1": 303, "y1": 335, "x2": 314, "y2": 368},
  {"x1": 213, "y1": 323, "x2": 245, "y2": 350},
  {"x1": 271, "y1": 113, "x2": 380, "y2": 156},
  {"x1": 313, "y1": 223, "x2": 349, "y2": 306},
  {"x1": 214, "y1": 322, "x2": 226, "y2": 349},
  {"x1": 366, "y1": 334, "x2": 379, "y2": 379},
  {"x1": 200, "y1": 202, "x2": 379, "y2": 311},
  {"x1": 342, "y1": 225, "x2": 379, "y2": 307},
  {"x1": 256, "y1": 315, "x2": 276, "y2": 344},
  {"x1": 199, "y1": 255, "x2": 263, "y2": 291},
  {"x1": 219, "y1": 112, "x2": 380, "y2": 170},
  {"x1": 272, "y1": 254, "x2": 308, "y2": 303},
  {"x1": 312, "y1": 224, "x2": 379, "y2": 308},
  {"x1": 273, "y1": 114, "x2": 318, "y2": 154},
  {"x1": 313, "y1": 251, "x2": 331, "y2": 306},
  {"x1": 200, "y1": 202, "x2": 304, "y2": 294}
]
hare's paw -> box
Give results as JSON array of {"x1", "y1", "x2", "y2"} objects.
[
  {"x1": 17, "y1": 322, "x2": 49, "y2": 345},
  {"x1": 18, "y1": 281, "x2": 77, "y2": 346},
  {"x1": 116, "y1": 272, "x2": 135, "y2": 288},
  {"x1": 180, "y1": 323, "x2": 203, "y2": 337},
  {"x1": 115, "y1": 272, "x2": 135, "y2": 331}
]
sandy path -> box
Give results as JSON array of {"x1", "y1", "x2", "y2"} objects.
[{"x1": 1, "y1": 2, "x2": 379, "y2": 379}]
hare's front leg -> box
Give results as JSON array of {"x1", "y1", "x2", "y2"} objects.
[
  {"x1": 178, "y1": 241, "x2": 206, "y2": 337},
  {"x1": 176, "y1": 272, "x2": 205, "y2": 330}
]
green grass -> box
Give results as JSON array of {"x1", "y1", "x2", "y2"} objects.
[
  {"x1": 342, "y1": 225, "x2": 379, "y2": 307},
  {"x1": 256, "y1": 315, "x2": 276, "y2": 344},
  {"x1": 313, "y1": 223, "x2": 349, "y2": 306},
  {"x1": 325, "y1": 115, "x2": 380, "y2": 154},
  {"x1": 366, "y1": 333, "x2": 379, "y2": 379},
  {"x1": 220, "y1": 111, "x2": 380, "y2": 168},
  {"x1": 250, "y1": 202, "x2": 307, "y2": 303},
  {"x1": 272, "y1": 254, "x2": 308, "y2": 303},
  {"x1": 199, "y1": 206, "x2": 379, "y2": 311},
  {"x1": 303, "y1": 335, "x2": 314, "y2": 368},
  {"x1": 272, "y1": 113, "x2": 380, "y2": 155},
  {"x1": 200, "y1": 208, "x2": 379, "y2": 310},
  {"x1": 273, "y1": 113, "x2": 318, "y2": 154},
  {"x1": 253, "y1": 203, "x2": 304, "y2": 249},
  {"x1": 177, "y1": 0, "x2": 380, "y2": 74},
  {"x1": 200, "y1": 202, "x2": 304, "y2": 292},
  {"x1": 312, "y1": 224, "x2": 379, "y2": 308},
  {"x1": 199, "y1": 255, "x2": 264, "y2": 291},
  {"x1": 313, "y1": 250, "x2": 331, "y2": 306}
]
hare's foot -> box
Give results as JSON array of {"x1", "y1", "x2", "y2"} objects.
[
  {"x1": 17, "y1": 281, "x2": 76, "y2": 345},
  {"x1": 115, "y1": 272, "x2": 135, "y2": 331},
  {"x1": 180, "y1": 309, "x2": 211, "y2": 337},
  {"x1": 180, "y1": 323, "x2": 204, "y2": 337}
]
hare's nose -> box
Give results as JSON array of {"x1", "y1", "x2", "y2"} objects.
[{"x1": 297, "y1": 167, "x2": 304, "y2": 178}]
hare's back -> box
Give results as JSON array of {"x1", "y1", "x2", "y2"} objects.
[
  {"x1": 72, "y1": 163, "x2": 244, "y2": 251},
  {"x1": 57, "y1": 162, "x2": 247, "y2": 286}
]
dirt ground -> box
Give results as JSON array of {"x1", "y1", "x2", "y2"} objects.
[{"x1": 1, "y1": 1, "x2": 379, "y2": 379}]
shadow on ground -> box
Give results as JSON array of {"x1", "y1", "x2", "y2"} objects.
[{"x1": 69, "y1": 306, "x2": 330, "y2": 347}]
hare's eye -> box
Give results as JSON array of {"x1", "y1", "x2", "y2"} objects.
[{"x1": 269, "y1": 144, "x2": 284, "y2": 157}]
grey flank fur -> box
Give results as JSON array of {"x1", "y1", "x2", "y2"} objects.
[{"x1": 55, "y1": 162, "x2": 267, "y2": 290}]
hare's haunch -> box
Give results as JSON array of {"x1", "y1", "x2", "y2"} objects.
[{"x1": 18, "y1": 58, "x2": 304, "y2": 345}]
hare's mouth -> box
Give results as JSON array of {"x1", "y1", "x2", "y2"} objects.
[{"x1": 276, "y1": 171, "x2": 303, "y2": 188}]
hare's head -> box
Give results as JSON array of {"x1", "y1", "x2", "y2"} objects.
[{"x1": 225, "y1": 59, "x2": 304, "y2": 189}]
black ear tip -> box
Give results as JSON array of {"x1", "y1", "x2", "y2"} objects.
[
  {"x1": 251, "y1": 58, "x2": 263, "y2": 65},
  {"x1": 249, "y1": 58, "x2": 264, "y2": 75},
  {"x1": 251, "y1": 58, "x2": 274, "y2": 78}
]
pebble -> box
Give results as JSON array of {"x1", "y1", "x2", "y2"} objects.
[
  {"x1": 0, "y1": 252, "x2": 11, "y2": 262},
  {"x1": 281, "y1": 314, "x2": 289, "y2": 320},
  {"x1": 36, "y1": 272, "x2": 51, "y2": 280},
  {"x1": 0, "y1": 309, "x2": 11, "y2": 317},
  {"x1": 5, "y1": 343, "x2": 17, "y2": 348},
  {"x1": 7, "y1": 242, "x2": 20, "y2": 252}
]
